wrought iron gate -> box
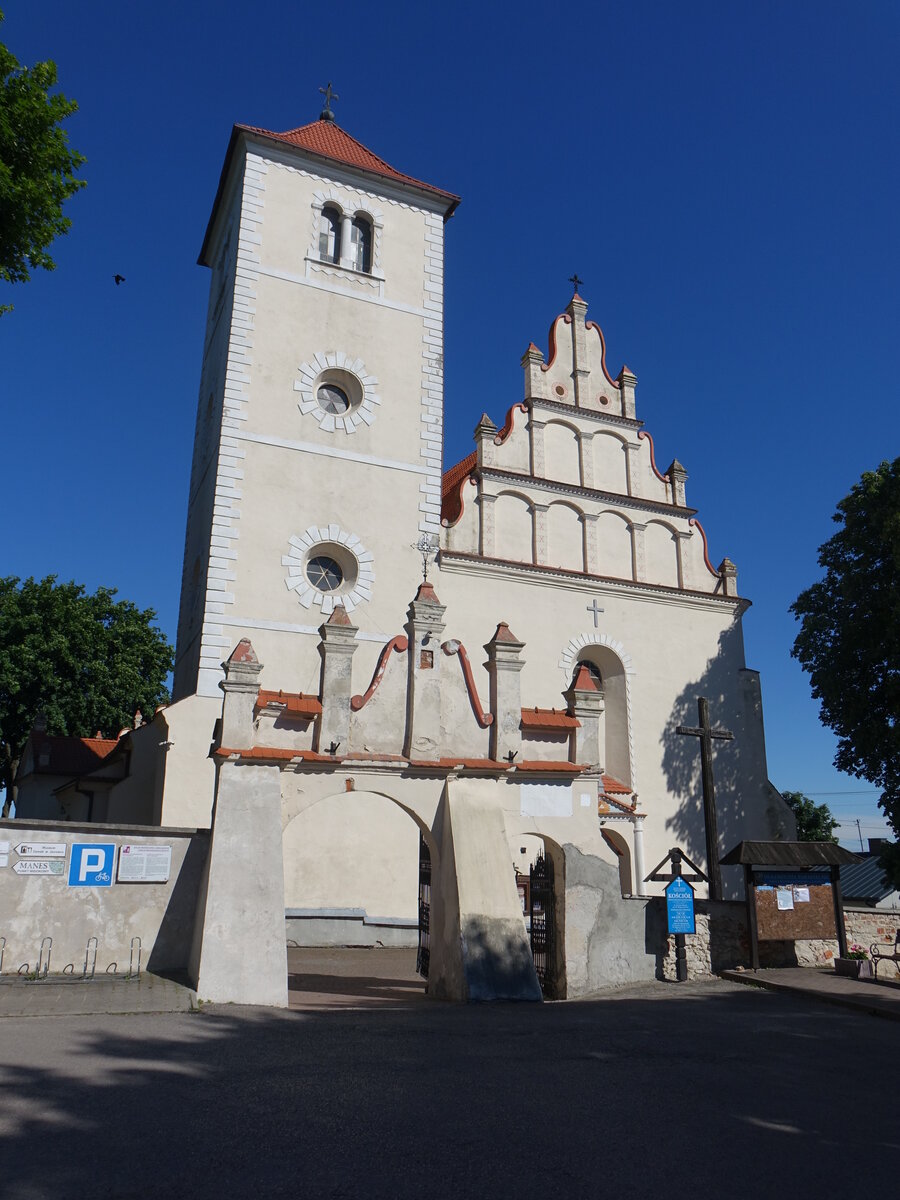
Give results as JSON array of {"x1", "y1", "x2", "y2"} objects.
[
  {"x1": 416, "y1": 835, "x2": 431, "y2": 979},
  {"x1": 529, "y1": 850, "x2": 555, "y2": 997}
]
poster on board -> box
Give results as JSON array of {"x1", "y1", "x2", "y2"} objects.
[{"x1": 117, "y1": 844, "x2": 172, "y2": 883}]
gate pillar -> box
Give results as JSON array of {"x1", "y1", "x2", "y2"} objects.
[{"x1": 428, "y1": 778, "x2": 542, "y2": 1003}]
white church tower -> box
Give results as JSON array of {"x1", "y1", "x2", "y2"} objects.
[{"x1": 173, "y1": 92, "x2": 458, "y2": 705}]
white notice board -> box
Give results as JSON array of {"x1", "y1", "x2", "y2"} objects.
[{"x1": 117, "y1": 844, "x2": 172, "y2": 883}]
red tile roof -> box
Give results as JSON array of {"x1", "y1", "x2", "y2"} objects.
[
  {"x1": 27, "y1": 735, "x2": 118, "y2": 778},
  {"x1": 238, "y1": 120, "x2": 460, "y2": 206},
  {"x1": 601, "y1": 773, "x2": 633, "y2": 796},
  {"x1": 571, "y1": 663, "x2": 600, "y2": 692},
  {"x1": 326, "y1": 604, "x2": 353, "y2": 627},
  {"x1": 515, "y1": 760, "x2": 585, "y2": 774},
  {"x1": 520, "y1": 708, "x2": 579, "y2": 731},
  {"x1": 414, "y1": 582, "x2": 441, "y2": 604},
  {"x1": 228, "y1": 638, "x2": 258, "y2": 664},
  {"x1": 441, "y1": 451, "x2": 477, "y2": 524},
  {"x1": 255, "y1": 690, "x2": 322, "y2": 717}
]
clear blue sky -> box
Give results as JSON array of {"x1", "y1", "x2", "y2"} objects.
[{"x1": 3, "y1": 2, "x2": 898, "y2": 846}]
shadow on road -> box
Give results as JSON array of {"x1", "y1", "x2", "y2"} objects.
[{"x1": 1, "y1": 980, "x2": 898, "y2": 1199}]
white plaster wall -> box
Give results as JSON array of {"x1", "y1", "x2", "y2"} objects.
[
  {"x1": 596, "y1": 510, "x2": 634, "y2": 581},
  {"x1": 546, "y1": 502, "x2": 585, "y2": 571},
  {"x1": 281, "y1": 788, "x2": 419, "y2": 918},
  {"x1": 493, "y1": 492, "x2": 534, "y2": 564},
  {"x1": 594, "y1": 432, "x2": 629, "y2": 495},
  {"x1": 435, "y1": 559, "x2": 779, "y2": 897},
  {"x1": 543, "y1": 421, "x2": 581, "y2": 484},
  {"x1": 643, "y1": 520, "x2": 680, "y2": 587},
  {"x1": 0, "y1": 821, "x2": 208, "y2": 974}
]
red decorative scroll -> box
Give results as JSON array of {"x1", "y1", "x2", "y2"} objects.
[
  {"x1": 441, "y1": 640, "x2": 493, "y2": 728},
  {"x1": 493, "y1": 402, "x2": 527, "y2": 446},
  {"x1": 688, "y1": 518, "x2": 719, "y2": 578},
  {"x1": 637, "y1": 429, "x2": 669, "y2": 483},
  {"x1": 350, "y1": 636, "x2": 408, "y2": 711}
]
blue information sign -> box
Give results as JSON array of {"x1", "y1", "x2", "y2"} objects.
[{"x1": 665, "y1": 877, "x2": 696, "y2": 934}]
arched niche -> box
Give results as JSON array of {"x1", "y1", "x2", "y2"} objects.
[
  {"x1": 494, "y1": 491, "x2": 534, "y2": 564},
  {"x1": 596, "y1": 510, "x2": 634, "y2": 581},
  {"x1": 601, "y1": 827, "x2": 634, "y2": 896},
  {"x1": 572, "y1": 644, "x2": 632, "y2": 788},
  {"x1": 547, "y1": 501, "x2": 585, "y2": 571},
  {"x1": 644, "y1": 520, "x2": 679, "y2": 587},
  {"x1": 593, "y1": 431, "x2": 629, "y2": 495},
  {"x1": 544, "y1": 421, "x2": 581, "y2": 485}
]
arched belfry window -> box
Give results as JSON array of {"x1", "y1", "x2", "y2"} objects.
[
  {"x1": 350, "y1": 215, "x2": 372, "y2": 274},
  {"x1": 319, "y1": 206, "x2": 341, "y2": 264}
]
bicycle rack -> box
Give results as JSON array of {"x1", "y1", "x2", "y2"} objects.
[
  {"x1": 37, "y1": 937, "x2": 52, "y2": 979},
  {"x1": 83, "y1": 936, "x2": 98, "y2": 981}
]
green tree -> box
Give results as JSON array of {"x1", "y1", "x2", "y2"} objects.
[
  {"x1": 0, "y1": 11, "x2": 86, "y2": 315},
  {"x1": 791, "y1": 458, "x2": 900, "y2": 841},
  {"x1": 780, "y1": 791, "x2": 839, "y2": 842},
  {"x1": 0, "y1": 577, "x2": 173, "y2": 815}
]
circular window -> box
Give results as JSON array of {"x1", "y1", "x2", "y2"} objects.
[
  {"x1": 317, "y1": 384, "x2": 350, "y2": 415},
  {"x1": 306, "y1": 555, "x2": 344, "y2": 591},
  {"x1": 296, "y1": 353, "x2": 380, "y2": 434},
  {"x1": 284, "y1": 528, "x2": 375, "y2": 613}
]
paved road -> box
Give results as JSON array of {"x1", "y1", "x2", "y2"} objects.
[{"x1": 1, "y1": 972, "x2": 897, "y2": 1199}]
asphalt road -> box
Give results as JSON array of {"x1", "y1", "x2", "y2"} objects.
[{"x1": 1, "y1": 973, "x2": 896, "y2": 1199}]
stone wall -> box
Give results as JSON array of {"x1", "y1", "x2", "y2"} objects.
[
  {"x1": 0, "y1": 819, "x2": 209, "y2": 977},
  {"x1": 657, "y1": 899, "x2": 900, "y2": 981}
]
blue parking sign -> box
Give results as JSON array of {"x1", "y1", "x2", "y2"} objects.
[{"x1": 68, "y1": 843, "x2": 116, "y2": 887}]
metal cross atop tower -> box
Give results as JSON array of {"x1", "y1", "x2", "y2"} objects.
[
  {"x1": 676, "y1": 697, "x2": 734, "y2": 901},
  {"x1": 319, "y1": 82, "x2": 339, "y2": 122},
  {"x1": 569, "y1": 273, "x2": 584, "y2": 294},
  {"x1": 412, "y1": 533, "x2": 439, "y2": 583}
]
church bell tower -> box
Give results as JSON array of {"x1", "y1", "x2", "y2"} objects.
[{"x1": 173, "y1": 94, "x2": 459, "y2": 700}]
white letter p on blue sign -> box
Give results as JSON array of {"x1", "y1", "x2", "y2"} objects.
[{"x1": 68, "y1": 843, "x2": 116, "y2": 887}]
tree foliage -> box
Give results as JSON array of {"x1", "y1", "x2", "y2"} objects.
[
  {"x1": 0, "y1": 11, "x2": 86, "y2": 314},
  {"x1": 0, "y1": 577, "x2": 173, "y2": 812},
  {"x1": 791, "y1": 458, "x2": 900, "y2": 838},
  {"x1": 780, "y1": 791, "x2": 839, "y2": 843}
]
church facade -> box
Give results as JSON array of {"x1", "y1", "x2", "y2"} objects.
[{"x1": 17, "y1": 103, "x2": 793, "y2": 1000}]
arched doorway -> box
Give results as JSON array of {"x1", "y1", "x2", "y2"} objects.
[
  {"x1": 281, "y1": 786, "x2": 438, "y2": 1008},
  {"x1": 519, "y1": 834, "x2": 567, "y2": 999}
]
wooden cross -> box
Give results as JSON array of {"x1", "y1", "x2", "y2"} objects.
[
  {"x1": 569, "y1": 273, "x2": 584, "y2": 293},
  {"x1": 676, "y1": 697, "x2": 733, "y2": 901},
  {"x1": 586, "y1": 598, "x2": 604, "y2": 627}
]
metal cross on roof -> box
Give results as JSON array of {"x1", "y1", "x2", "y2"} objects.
[
  {"x1": 569, "y1": 273, "x2": 584, "y2": 294},
  {"x1": 319, "y1": 82, "x2": 340, "y2": 122},
  {"x1": 412, "y1": 533, "x2": 439, "y2": 583}
]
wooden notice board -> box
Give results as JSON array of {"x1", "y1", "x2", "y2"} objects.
[{"x1": 754, "y1": 871, "x2": 836, "y2": 941}]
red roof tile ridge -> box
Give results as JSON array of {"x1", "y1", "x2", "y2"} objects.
[{"x1": 237, "y1": 120, "x2": 459, "y2": 202}]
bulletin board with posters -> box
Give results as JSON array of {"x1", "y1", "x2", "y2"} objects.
[{"x1": 753, "y1": 871, "x2": 836, "y2": 941}]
